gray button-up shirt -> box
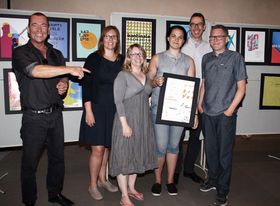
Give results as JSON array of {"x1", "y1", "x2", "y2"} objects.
[{"x1": 202, "y1": 49, "x2": 247, "y2": 116}]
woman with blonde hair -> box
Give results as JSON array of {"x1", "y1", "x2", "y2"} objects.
[{"x1": 109, "y1": 44, "x2": 157, "y2": 206}]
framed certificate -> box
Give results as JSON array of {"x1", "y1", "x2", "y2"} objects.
[
  {"x1": 156, "y1": 73, "x2": 200, "y2": 127},
  {"x1": 259, "y1": 73, "x2": 280, "y2": 109}
]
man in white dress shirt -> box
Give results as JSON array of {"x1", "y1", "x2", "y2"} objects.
[{"x1": 174, "y1": 12, "x2": 212, "y2": 184}]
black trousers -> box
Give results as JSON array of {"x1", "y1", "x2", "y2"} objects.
[
  {"x1": 20, "y1": 110, "x2": 65, "y2": 204},
  {"x1": 204, "y1": 113, "x2": 236, "y2": 195},
  {"x1": 176, "y1": 113, "x2": 205, "y2": 174}
]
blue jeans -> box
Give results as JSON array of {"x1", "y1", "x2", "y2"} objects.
[
  {"x1": 204, "y1": 113, "x2": 237, "y2": 195},
  {"x1": 152, "y1": 113, "x2": 184, "y2": 157}
]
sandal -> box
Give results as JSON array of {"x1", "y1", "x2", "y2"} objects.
[
  {"x1": 120, "y1": 198, "x2": 135, "y2": 206},
  {"x1": 128, "y1": 192, "x2": 144, "y2": 201}
]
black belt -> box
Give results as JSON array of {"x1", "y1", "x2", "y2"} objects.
[{"x1": 23, "y1": 104, "x2": 61, "y2": 114}]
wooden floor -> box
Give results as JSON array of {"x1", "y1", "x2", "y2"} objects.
[{"x1": 0, "y1": 134, "x2": 279, "y2": 206}]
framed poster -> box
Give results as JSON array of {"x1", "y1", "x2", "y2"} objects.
[
  {"x1": 3, "y1": 69, "x2": 83, "y2": 114},
  {"x1": 226, "y1": 27, "x2": 240, "y2": 52},
  {"x1": 156, "y1": 73, "x2": 200, "y2": 128},
  {"x1": 48, "y1": 17, "x2": 70, "y2": 61},
  {"x1": 241, "y1": 28, "x2": 269, "y2": 65},
  {"x1": 259, "y1": 73, "x2": 280, "y2": 109},
  {"x1": 0, "y1": 14, "x2": 29, "y2": 61},
  {"x1": 166, "y1": 20, "x2": 190, "y2": 49},
  {"x1": 122, "y1": 17, "x2": 156, "y2": 60},
  {"x1": 63, "y1": 80, "x2": 83, "y2": 110},
  {"x1": 3, "y1": 69, "x2": 22, "y2": 114},
  {"x1": 72, "y1": 18, "x2": 105, "y2": 61},
  {"x1": 268, "y1": 29, "x2": 280, "y2": 65}
]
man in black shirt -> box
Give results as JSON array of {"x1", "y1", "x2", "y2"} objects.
[{"x1": 12, "y1": 12, "x2": 89, "y2": 206}]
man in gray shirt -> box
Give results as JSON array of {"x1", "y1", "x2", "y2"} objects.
[{"x1": 198, "y1": 25, "x2": 247, "y2": 206}]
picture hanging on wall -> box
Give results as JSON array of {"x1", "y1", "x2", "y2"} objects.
[
  {"x1": 72, "y1": 18, "x2": 105, "y2": 61},
  {"x1": 259, "y1": 73, "x2": 280, "y2": 109},
  {"x1": 3, "y1": 68, "x2": 22, "y2": 114},
  {"x1": 241, "y1": 28, "x2": 269, "y2": 65},
  {"x1": 63, "y1": 80, "x2": 83, "y2": 110},
  {"x1": 226, "y1": 26, "x2": 240, "y2": 52},
  {"x1": 166, "y1": 20, "x2": 189, "y2": 49},
  {"x1": 122, "y1": 17, "x2": 156, "y2": 60},
  {"x1": 268, "y1": 29, "x2": 280, "y2": 65},
  {"x1": 3, "y1": 69, "x2": 83, "y2": 114},
  {"x1": 48, "y1": 17, "x2": 70, "y2": 61},
  {"x1": 0, "y1": 14, "x2": 29, "y2": 61}
]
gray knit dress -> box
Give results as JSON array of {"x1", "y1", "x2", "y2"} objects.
[{"x1": 109, "y1": 71, "x2": 158, "y2": 177}]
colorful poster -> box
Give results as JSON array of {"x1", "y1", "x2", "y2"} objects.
[
  {"x1": 48, "y1": 18, "x2": 70, "y2": 60},
  {"x1": 63, "y1": 81, "x2": 82, "y2": 110},
  {"x1": 72, "y1": 19, "x2": 105, "y2": 61},
  {"x1": 226, "y1": 27, "x2": 240, "y2": 52},
  {"x1": 0, "y1": 14, "x2": 29, "y2": 60},
  {"x1": 242, "y1": 28, "x2": 268, "y2": 64},
  {"x1": 122, "y1": 18, "x2": 156, "y2": 60},
  {"x1": 271, "y1": 31, "x2": 280, "y2": 64}
]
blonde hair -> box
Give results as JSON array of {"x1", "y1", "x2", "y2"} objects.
[{"x1": 123, "y1": 43, "x2": 148, "y2": 73}]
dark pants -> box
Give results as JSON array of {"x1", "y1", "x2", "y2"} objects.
[
  {"x1": 176, "y1": 113, "x2": 205, "y2": 174},
  {"x1": 204, "y1": 113, "x2": 237, "y2": 195},
  {"x1": 20, "y1": 110, "x2": 65, "y2": 204}
]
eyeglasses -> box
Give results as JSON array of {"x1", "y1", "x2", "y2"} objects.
[
  {"x1": 209, "y1": 35, "x2": 227, "y2": 41},
  {"x1": 130, "y1": 53, "x2": 144, "y2": 58},
  {"x1": 189, "y1": 22, "x2": 204, "y2": 29},
  {"x1": 104, "y1": 35, "x2": 117, "y2": 40}
]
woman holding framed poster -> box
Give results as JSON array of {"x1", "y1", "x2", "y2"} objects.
[
  {"x1": 79, "y1": 26, "x2": 125, "y2": 200},
  {"x1": 148, "y1": 25, "x2": 197, "y2": 196}
]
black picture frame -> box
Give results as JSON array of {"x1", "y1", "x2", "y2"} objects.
[
  {"x1": 259, "y1": 73, "x2": 280, "y2": 110},
  {"x1": 156, "y1": 73, "x2": 200, "y2": 128},
  {"x1": 3, "y1": 68, "x2": 22, "y2": 114},
  {"x1": 48, "y1": 17, "x2": 70, "y2": 61},
  {"x1": 268, "y1": 29, "x2": 280, "y2": 65},
  {"x1": 72, "y1": 18, "x2": 105, "y2": 61},
  {"x1": 0, "y1": 14, "x2": 29, "y2": 61},
  {"x1": 122, "y1": 17, "x2": 156, "y2": 61},
  {"x1": 226, "y1": 26, "x2": 240, "y2": 52},
  {"x1": 166, "y1": 20, "x2": 190, "y2": 49},
  {"x1": 3, "y1": 69, "x2": 83, "y2": 114},
  {"x1": 241, "y1": 28, "x2": 269, "y2": 65}
]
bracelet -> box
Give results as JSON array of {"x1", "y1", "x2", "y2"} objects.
[{"x1": 195, "y1": 113, "x2": 198, "y2": 116}]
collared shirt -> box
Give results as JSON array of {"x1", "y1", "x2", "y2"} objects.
[
  {"x1": 12, "y1": 40, "x2": 66, "y2": 110},
  {"x1": 181, "y1": 38, "x2": 212, "y2": 79},
  {"x1": 202, "y1": 49, "x2": 247, "y2": 116}
]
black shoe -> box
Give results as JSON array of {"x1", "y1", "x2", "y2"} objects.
[
  {"x1": 166, "y1": 183, "x2": 178, "y2": 196},
  {"x1": 49, "y1": 193, "x2": 74, "y2": 206},
  {"x1": 151, "y1": 183, "x2": 162, "y2": 196},
  {"x1": 183, "y1": 172, "x2": 204, "y2": 183},
  {"x1": 174, "y1": 173, "x2": 180, "y2": 185},
  {"x1": 200, "y1": 182, "x2": 216, "y2": 192},
  {"x1": 214, "y1": 193, "x2": 228, "y2": 206}
]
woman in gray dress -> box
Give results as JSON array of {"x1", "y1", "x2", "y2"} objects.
[{"x1": 109, "y1": 44, "x2": 157, "y2": 206}]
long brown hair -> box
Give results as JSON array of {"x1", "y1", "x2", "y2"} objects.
[{"x1": 97, "y1": 25, "x2": 120, "y2": 57}]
